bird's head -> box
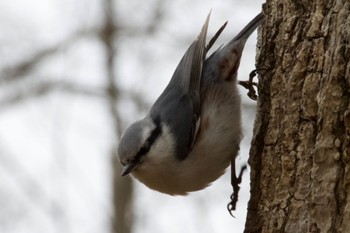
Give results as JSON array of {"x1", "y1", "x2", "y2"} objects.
[{"x1": 117, "y1": 116, "x2": 172, "y2": 176}]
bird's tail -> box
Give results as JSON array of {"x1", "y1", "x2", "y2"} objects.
[{"x1": 231, "y1": 13, "x2": 264, "y2": 43}]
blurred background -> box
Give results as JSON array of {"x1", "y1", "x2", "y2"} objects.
[{"x1": 0, "y1": 0, "x2": 263, "y2": 233}]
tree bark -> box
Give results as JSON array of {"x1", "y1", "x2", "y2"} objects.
[{"x1": 245, "y1": 1, "x2": 350, "y2": 232}]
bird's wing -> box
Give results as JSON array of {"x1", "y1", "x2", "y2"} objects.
[
  {"x1": 169, "y1": 13, "x2": 210, "y2": 111},
  {"x1": 159, "y1": 13, "x2": 210, "y2": 158},
  {"x1": 206, "y1": 21, "x2": 227, "y2": 53},
  {"x1": 151, "y1": 13, "x2": 232, "y2": 160}
]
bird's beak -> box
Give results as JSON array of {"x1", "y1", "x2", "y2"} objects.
[{"x1": 121, "y1": 163, "x2": 138, "y2": 176}]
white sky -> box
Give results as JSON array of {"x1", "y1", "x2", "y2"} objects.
[{"x1": 0, "y1": 1, "x2": 263, "y2": 233}]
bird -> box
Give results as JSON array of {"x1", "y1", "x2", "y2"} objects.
[{"x1": 117, "y1": 12, "x2": 264, "y2": 199}]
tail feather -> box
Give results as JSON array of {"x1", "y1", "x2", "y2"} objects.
[
  {"x1": 218, "y1": 13, "x2": 264, "y2": 81},
  {"x1": 231, "y1": 13, "x2": 264, "y2": 45}
]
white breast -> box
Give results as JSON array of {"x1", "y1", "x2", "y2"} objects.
[{"x1": 132, "y1": 82, "x2": 242, "y2": 195}]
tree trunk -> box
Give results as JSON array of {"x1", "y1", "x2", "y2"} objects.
[
  {"x1": 245, "y1": 0, "x2": 350, "y2": 232},
  {"x1": 100, "y1": 1, "x2": 134, "y2": 233}
]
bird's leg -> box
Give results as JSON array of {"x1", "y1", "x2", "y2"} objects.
[
  {"x1": 227, "y1": 158, "x2": 247, "y2": 217},
  {"x1": 238, "y1": 69, "x2": 264, "y2": 101}
]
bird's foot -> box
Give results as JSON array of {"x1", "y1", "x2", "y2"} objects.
[
  {"x1": 238, "y1": 69, "x2": 266, "y2": 100},
  {"x1": 227, "y1": 164, "x2": 247, "y2": 217}
]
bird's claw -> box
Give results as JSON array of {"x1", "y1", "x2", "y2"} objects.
[
  {"x1": 227, "y1": 193, "x2": 237, "y2": 217},
  {"x1": 227, "y1": 164, "x2": 247, "y2": 217},
  {"x1": 238, "y1": 69, "x2": 266, "y2": 101}
]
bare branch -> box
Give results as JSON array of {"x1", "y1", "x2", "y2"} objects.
[
  {"x1": 0, "y1": 30, "x2": 98, "y2": 84},
  {"x1": 108, "y1": 0, "x2": 166, "y2": 37},
  {"x1": 0, "y1": 81, "x2": 101, "y2": 110},
  {"x1": 0, "y1": 80, "x2": 149, "y2": 113},
  {"x1": 144, "y1": 0, "x2": 166, "y2": 34}
]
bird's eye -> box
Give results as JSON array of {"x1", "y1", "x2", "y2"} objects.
[
  {"x1": 144, "y1": 140, "x2": 150, "y2": 149},
  {"x1": 127, "y1": 157, "x2": 137, "y2": 164},
  {"x1": 138, "y1": 141, "x2": 150, "y2": 154}
]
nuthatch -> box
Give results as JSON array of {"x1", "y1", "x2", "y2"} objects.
[{"x1": 118, "y1": 12, "x2": 263, "y2": 208}]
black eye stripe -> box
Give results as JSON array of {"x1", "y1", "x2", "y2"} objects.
[{"x1": 134, "y1": 119, "x2": 162, "y2": 162}]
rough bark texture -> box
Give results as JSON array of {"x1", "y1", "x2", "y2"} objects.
[{"x1": 245, "y1": 0, "x2": 350, "y2": 232}]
